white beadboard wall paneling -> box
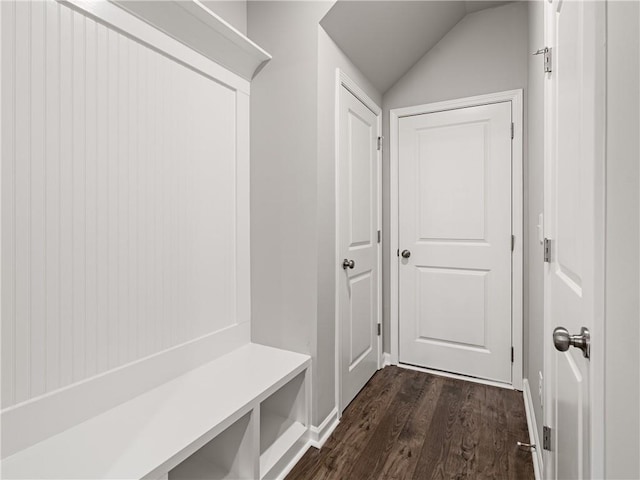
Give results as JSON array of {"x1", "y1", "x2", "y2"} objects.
[
  {"x1": 1, "y1": 0, "x2": 247, "y2": 417},
  {"x1": 85, "y1": 14, "x2": 97, "y2": 379},
  {"x1": 14, "y1": 0, "x2": 32, "y2": 405},
  {"x1": 0, "y1": 0, "x2": 16, "y2": 409},
  {"x1": 236, "y1": 90, "x2": 251, "y2": 326},
  {"x1": 44, "y1": 0, "x2": 62, "y2": 392}
]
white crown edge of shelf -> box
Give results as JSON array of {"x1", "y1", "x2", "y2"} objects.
[{"x1": 109, "y1": 0, "x2": 271, "y2": 81}]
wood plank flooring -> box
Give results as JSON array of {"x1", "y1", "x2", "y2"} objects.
[{"x1": 287, "y1": 367, "x2": 534, "y2": 480}]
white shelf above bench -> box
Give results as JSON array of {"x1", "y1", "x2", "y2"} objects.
[
  {"x1": 110, "y1": 0, "x2": 271, "y2": 81},
  {"x1": 1, "y1": 344, "x2": 310, "y2": 480}
]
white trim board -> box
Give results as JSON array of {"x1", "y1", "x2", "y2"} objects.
[
  {"x1": 309, "y1": 407, "x2": 339, "y2": 449},
  {"x1": 109, "y1": 0, "x2": 271, "y2": 81},
  {"x1": 523, "y1": 379, "x2": 543, "y2": 480},
  {"x1": 334, "y1": 68, "x2": 383, "y2": 418},
  {"x1": 60, "y1": 0, "x2": 256, "y2": 94},
  {"x1": 382, "y1": 353, "x2": 392, "y2": 368},
  {"x1": 389, "y1": 89, "x2": 524, "y2": 390}
]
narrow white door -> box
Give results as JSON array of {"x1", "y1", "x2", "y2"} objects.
[
  {"x1": 338, "y1": 86, "x2": 380, "y2": 412},
  {"x1": 544, "y1": 0, "x2": 603, "y2": 477},
  {"x1": 398, "y1": 102, "x2": 513, "y2": 383}
]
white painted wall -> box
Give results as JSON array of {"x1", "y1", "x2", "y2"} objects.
[
  {"x1": 320, "y1": 1, "x2": 467, "y2": 93},
  {"x1": 249, "y1": 0, "x2": 324, "y2": 426},
  {"x1": 605, "y1": 1, "x2": 640, "y2": 477},
  {"x1": 382, "y1": 2, "x2": 529, "y2": 356},
  {"x1": 248, "y1": 1, "x2": 381, "y2": 426},
  {"x1": 526, "y1": 0, "x2": 545, "y2": 447},
  {"x1": 201, "y1": 0, "x2": 247, "y2": 35},
  {"x1": 248, "y1": 0, "x2": 322, "y2": 366}
]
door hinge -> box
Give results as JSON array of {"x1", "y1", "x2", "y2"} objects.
[
  {"x1": 533, "y1": 47, "x2": 552, "y2": 73},
  {"x1": 377, "y1": 323, "x2": 381, "y2": 336},
  {"x1": 511, "y1": 122, "x2": 514, "y2": 140},
  {"x1": 511, "y1": 347, "x2": 514, "y2": 363},
  {"x1": 377, "y1": 136, "x2": 383, "y2": 151},
  {"x1": 543, "y1": 238, "x2": 551, "y2": 263},
  {"x1": 377, "y1": 230, "x2": 381, "y2": 243},
  {"x1": 511, "y1": 235, "x2": 515, "y2": 252},
  {"x1": 543, "y1": 426, "x2": 552, "y2": 451}
]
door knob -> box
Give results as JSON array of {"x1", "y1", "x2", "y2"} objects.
[
  {"x1": 553, "y1": 326, "x2": 590, "y2": 359},
  {"x1": 342, "y1": 259, "x2": 355, "y2": 269},
  {"x1": 401, "y1": 250, "x2": 411, "y2": 259}
]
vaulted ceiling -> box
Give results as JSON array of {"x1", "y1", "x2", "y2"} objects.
[{"x1": 320, "y1": 1, "x2": 511, "y2": 93}]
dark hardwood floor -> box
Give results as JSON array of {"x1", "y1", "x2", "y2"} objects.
[{"x1": 287, "y1": 366, "x2": 534, "y2": 480}]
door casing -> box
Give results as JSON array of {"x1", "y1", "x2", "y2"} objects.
[
  {"x1": 389, "y1": 90, "x2": 524, "y2": 389},
  {"x1": 334, "y1": 69, "x2": 382, "y2": 417}
]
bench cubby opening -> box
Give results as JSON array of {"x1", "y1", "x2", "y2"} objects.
[
  {"x1": 169, "y1": 411, "x2": 257, "y2": 480},
  {"x1": 259, "y1": 371, "x2": 308, "y2": 478}
]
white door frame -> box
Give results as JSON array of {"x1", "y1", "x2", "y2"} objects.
[
  {"x1": 389, "y1": 90, "x2": 524, "y2": 390},
  {"x1": 334, "y1": 69, "x2": 382, "y2": 417}
]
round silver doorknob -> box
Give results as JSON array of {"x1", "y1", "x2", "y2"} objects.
[
  {"x1": 342, "y1": 259, "x2": 355, "y2": 269},
  {"x1": 401, "y1": 250, "x2": 411, "y2": 259},
  {"x1": 552, "y1": 327, "x2": 571, "y2": 352},
  {"x1": 553, "y1": 326, "x2": 590, "y2": 359}
]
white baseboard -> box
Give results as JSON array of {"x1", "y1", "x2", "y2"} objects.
[
  {"x1": 274, "y1": 408, "x2": 336, "y2": 479},
  {"x1": 523, "y1": 379, "x2": 543, "y2": 480},
  {"x1": 382, "y1": 352, "x2": 392, "y2": 367},
  {"x1": 309, "y1": 407, "x2": 339, "y2": 449}
]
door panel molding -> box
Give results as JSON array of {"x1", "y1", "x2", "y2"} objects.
[{"x1": 389, "y1": 89, "x2": 523, "y2": 389}]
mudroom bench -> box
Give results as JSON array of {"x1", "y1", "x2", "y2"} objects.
[{"x1": 2, "y1": 344, "x2": 311, "y2": 480}]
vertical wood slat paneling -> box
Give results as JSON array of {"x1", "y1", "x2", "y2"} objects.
[
  {"x1": 128, "y1": 40, "x2": 138, "y2": 363},
  {"x1": 106, "y1": 26, "x2": 118, "y2": 370},
  {"x1": 59, "y1": 2, "x2": 73, "y2": 389},
  {"x1": 1, "y1": 0, "x2": 239, "y2": 409},
  {"x1": 1, "y1": 0, "x2": 17, "y2": 408},
  {"x1": 72, "y1": 9, "x2": 86, "y2": 383},
  {"x1": 14, "y1": 0, "x2": 32, "y2": 404},
  {"x1": 85, "y1": 18, "x2": 97, "y2": 378},
  {"x1": 157, "y1": 53, "x2": 166, "y2": 352},
  {"x1": 117, "y1": 33, "x2": 129, "y2": 366},
  {"x1": 96, "y1": 22, "x2": 108, "y2": 375},
  {"x1": 44, "y1": 0, "x2": 61, "y2": 395},
  {"x1": 30, "y1": 0, "x2": 47, "y2": 399},
  {"x1": 137, "y1": 43, "x2": 148, "y2": 358}
]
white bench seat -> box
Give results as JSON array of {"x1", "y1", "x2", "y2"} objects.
[{"x1": 2, "y1": 343, "x2": 311, "y2": 480}]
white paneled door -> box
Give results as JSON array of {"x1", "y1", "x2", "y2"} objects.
[
  {"x1": 544, "y1": 0, "x2": 604, "y2": 478},
  {"x1": 338, "y1": 85, "x2": 380, "y2": 412},
  {"x1": 398, "y1": 102, "x2": 513, "y2": 384}
]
